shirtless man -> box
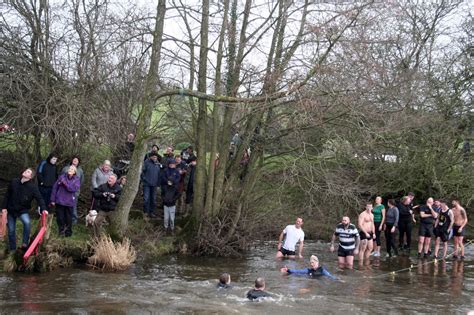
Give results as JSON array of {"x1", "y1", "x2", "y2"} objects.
[
  {"x1": 358, "y1": 203, "x2": 375, "y2": 263},
  {"x1": 451, "y1": 200, "x2": 468, "y2": 259},
  {"x1": 276, "y1": 217, "x2": 304, "y2": 259}
]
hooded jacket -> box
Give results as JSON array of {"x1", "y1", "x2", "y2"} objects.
[
  {"x1": 50, "y1": 174, "x2": 81, "y2": 207},
  {"x1": 37, "y1": 154, "x2": 58, "y2": 187}
]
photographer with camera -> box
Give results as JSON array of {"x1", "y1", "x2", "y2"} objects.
[{"x1": 92, "y1": 174, "x2": 121, "y2": 236}]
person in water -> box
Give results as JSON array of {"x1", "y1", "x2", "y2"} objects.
[
  {"x1": 280, "y1": 255, "x2": 337, "y2": 280},
  {"x1": 276, "y1": 217, "x2": 305, "y2": 259},
  {"x1": 330, "y1": 216, "x2": 360, "y2": 269},
  {"x1": 217, "y1": 273, "x2": 232, "y2": 289},
  {"x1": 246, "y1": 277, "x2": 271, "y2": 300}
]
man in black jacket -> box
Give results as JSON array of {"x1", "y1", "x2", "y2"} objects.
[
  {"x1": 2, "y1": 168, "x2": 47, "y2": 251},
  {"x1": 92, "y1": 174, "x2": 122, "y2": 236}
]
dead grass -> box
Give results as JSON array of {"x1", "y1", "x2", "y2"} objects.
[{"x1": 88, "y1": 234, "x2": 136, "y2": 271}]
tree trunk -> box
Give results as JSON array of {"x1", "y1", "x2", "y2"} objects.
[{"x1": 111, "y1": 0, "x2": 166, "y2": 237}]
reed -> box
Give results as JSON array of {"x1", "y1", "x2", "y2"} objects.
[{"x1": 88, "y1": 234, "x2": 136, "y2": 271}]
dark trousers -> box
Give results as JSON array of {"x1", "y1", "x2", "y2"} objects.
[
  {"x1": 374, "y1": 221, "x2": 382, "y2": 246},
  {"x1": 56, "y1": 204, "x2": 73, "y2": 237},
  {"x1": 385, "y1": 223, "x2": 398, "y2": 256},
  {"x1": 398, "y1": 219, "x2": 412, "y2": 249},
  {"x1": 39, "y1": 186, "x2": 53, "y2": 210}
]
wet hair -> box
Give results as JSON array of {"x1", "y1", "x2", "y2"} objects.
[
  {"x1": 219, "y1": 273, "x2": 230, "y2": 285},
  {"x1": 387, "y1": 199, "x2": 395, "y2": 207},
  {"x1": 254, "y1": 277, "x2": 265, "y2": 289}
]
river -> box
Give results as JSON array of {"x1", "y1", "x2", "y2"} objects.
[{"x1": 1, "y1": 241, "x2": 473, "y2": 314}]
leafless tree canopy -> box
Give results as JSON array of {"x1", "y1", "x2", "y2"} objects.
[{"x1": 1, "y1": 0, "x2": 472, "y2": 254}]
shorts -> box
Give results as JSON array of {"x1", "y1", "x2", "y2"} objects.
[
  {"x1": 419, "y1": 223, "x2": 433, "y2": 237},
  {"x1": 359, "y1": 231, "x2": 374, "y2": 241},
  {"x1": 434, "y1": 227, "x2": 450, "y2": 242},
  {"x1": 279, "y1": 247, "x2": 296, "y2": 256},
  {"x1": 337, "y1": 246, "x2": 354, "y2": 257},
  {"x1": 453, "y1": 225, "x2": 464, "y2": 237}
]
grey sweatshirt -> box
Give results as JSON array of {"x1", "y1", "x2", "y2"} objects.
[
  {"x1": 386, "y1": 206, "x2": 399, "y2": 226},
  {"x1": 91, "y1": 167, "x2": 114, "y2": 189}
]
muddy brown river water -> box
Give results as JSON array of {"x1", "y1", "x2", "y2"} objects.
[{"x1": 1, "y1": 241, "x2": 473, "y2": 314}]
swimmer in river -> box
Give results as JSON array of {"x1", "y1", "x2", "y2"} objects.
[
  {"x1": 358, "y1": 202, "x2": 375, "y2": 264},
  {"x1": 217, "y1": 273, "x2": 232, "y2": 289},
  {"x1": 246, "y1": 277, "x2": 271, "y2": 300},
  {"x1": 280, "y1": 255, "x2": 337, "y2": 280}
]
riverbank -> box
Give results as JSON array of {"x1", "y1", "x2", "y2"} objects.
[{"x1": 1, "y1": 210, "x2": 181, "y2": 273}]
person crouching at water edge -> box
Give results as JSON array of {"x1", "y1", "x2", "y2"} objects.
[
  {"x1": 280, "y1": 255, "x2": 337, "y2": 280},
  {"x1": 330, "y1": 216, "x2": 360, "y2": 269},
  {"x1": 2, "y1": 168, "x2": 48, "y2": 251},
  {"x1": 276, "y1": 217, "x2": 304, "y2": 259}
]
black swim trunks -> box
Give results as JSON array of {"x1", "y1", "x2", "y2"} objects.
[
  {"x1": 359, "y1": 231, "x2": 374, "y2": 241},
  {"x1": 434, "y1": 227, "x2": 450, "y2": 242},
  {"x1": 453, "y1": 225, "x2": 464, "y2": 237},
  {"x1": 337, "y1": 246, "x2": 354, "y2": 257},
  {"x1": 279, "y1": 247, "x2": 296, "y2": 256},
  {"x1": 419, "y1": 223, "x2": 434, "y2": 237}
]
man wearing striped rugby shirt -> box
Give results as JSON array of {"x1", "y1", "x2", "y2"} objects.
[{"x1": 330, "y1": 216, "x2": 360, "y2": 269}]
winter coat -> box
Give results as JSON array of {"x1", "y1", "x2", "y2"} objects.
[
  {"x1": 161, "y1": 168, "x2": 180, "y2": 187},
  {"x1": 50, "y1": 174, "x2": 81, "y2": 207},
  {"x1": 92, "y1": 183, "x2": 122, "y2": 212},
  {"x1": 62, "y1": 165, "x2": 85, "y2": 188},
  {"x1": 141, "y1": 159, "x2": 161, "y2": 187},
  {"x1": 91, "y1": 167, "x2": 114, "y2": 189},
  {"x1": 162, "y1": 184, "x2": 179, "y2": 207},
  {"x1": 37, "y1": 156, "x2": 58, "y2": 187},
  {"x1": 2, "y1": 178, "x2": 47, "y2": 215}
]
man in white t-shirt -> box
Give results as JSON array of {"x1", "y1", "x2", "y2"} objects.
[{"x1": 276, "y1": 217, "x2": 305, "y2": 259}]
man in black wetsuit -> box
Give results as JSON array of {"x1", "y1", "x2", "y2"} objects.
[{"x1": 246, "y1": 277, "x2": 270, "y2": 300}]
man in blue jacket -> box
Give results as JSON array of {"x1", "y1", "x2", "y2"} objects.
[{"x1": 141, "y1": 152, "x2": 161, "y2": 218}]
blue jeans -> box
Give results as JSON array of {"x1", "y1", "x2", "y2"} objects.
[
  {"x1": 143, "y1": 185, "x2": 157, "y2": 215},
  {"x1": 7, "y1": 212, "x2": 31, "y2": 250},
  {"x1": 164, "y1": 205, "x2": 176, "y2": 229}
]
